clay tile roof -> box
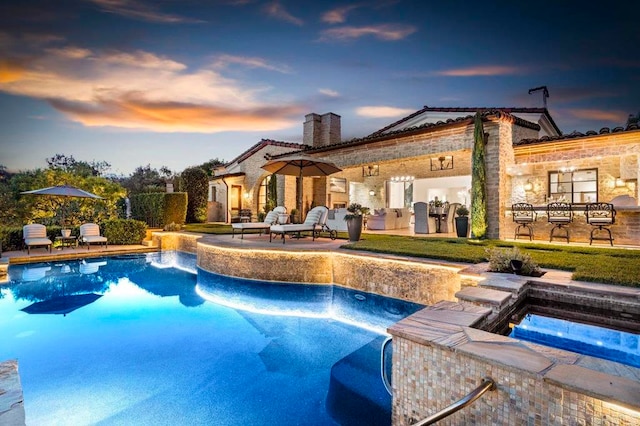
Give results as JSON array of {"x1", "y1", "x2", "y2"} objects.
[
  {"x1": 369, "y1": 106, "x2": 559, "y2": 137},
  {"x1": 225, "y1": 139, "x2": 308, "y2": 166},
  {"x1": 301, "y1": 109, "x2": 540, "y2": 155},
  {"x1": 514, "y1": 123, "x2": 640, "y2": 146}
]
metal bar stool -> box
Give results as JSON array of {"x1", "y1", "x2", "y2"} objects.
[
  {"x1": 547, "y1": 202, "x2": 572, "y2": 242},
  {"x1": 512, "y1": 203, "x2": 536, "y2": 240},
  {"x1": 585, "y1": 202, "x2": 616, "y2": 246}
]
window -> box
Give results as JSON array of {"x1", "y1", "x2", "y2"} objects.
[
  {"x1": 258, "y1": 175, "x2": 277, "y2": 213},
  {"x1": 548, "y1": 169, "x2": 598, "y2": 203}
]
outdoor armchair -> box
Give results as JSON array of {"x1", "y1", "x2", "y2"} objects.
[
  {"x1": 23, "y1": 224, "x2": 52, "y2": 254},
  {"x1": 79, "y1": 223, "x2": 108, "y2": 250}
]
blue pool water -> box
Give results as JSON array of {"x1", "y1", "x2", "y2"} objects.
[
  {"x1": 0, "y1": 251, "x2": 423, "y2": 425},
  {"x1": 510, "y1": 314, "x2": 640, "y2": 368}
]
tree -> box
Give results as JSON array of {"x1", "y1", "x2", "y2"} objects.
[
  {"x1": 118, "y1": 164, "x2": 167, "y2": 195},
  {"x1": 194, "y1": 158, "x2": 225, "y2": 177},
  {"x1": 470, "y1": 112, "x2": 488, "y2": 239},
  {"x1": 181, "y1": 167, "x2": 208, "y2": 223},
  {"x1": 46, "y1": 153, "x2": 111, "y2": 177}
]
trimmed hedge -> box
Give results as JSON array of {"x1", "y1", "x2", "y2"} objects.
[
  {"x1": 130, "y1": 193, "x2": 165, "y2": 228},
  {"x1": 129, "y1": 192, "x2": 187, "y2": 228},
  {"x1": 102, "y1": 219, "x2": 147, "y2": 245},
  {"x1": 165, "y1": 192, "x2": 187, "y2": 225}
]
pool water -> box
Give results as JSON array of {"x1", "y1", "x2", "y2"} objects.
[
  {"x1": 0, "y1": 252, "x2": 422, "y2": 425},
  {"x1": 510, "y1": 314, "x2": 640, "y2": 368}
]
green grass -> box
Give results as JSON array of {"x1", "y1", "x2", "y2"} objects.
[{"x1": 180, "y1": 224, "x2": 640, "y2": 287}]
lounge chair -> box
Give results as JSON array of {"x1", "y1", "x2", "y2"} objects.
[
  {"x1": 23, "y1": 224, "x2": 52, "y2": 254},
  {"x1": 269, "y1": 206, "x2": 330, "y2": 244},
  {"x1": 79, "y1": 223, "x2": 108, "y2": 250},
  {"x1": 232, "y1": 206, "x2": 287, "y2": 239}
]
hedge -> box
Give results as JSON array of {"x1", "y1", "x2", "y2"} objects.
[
  {"x1": 101, "y1": 219, "x2": 147, "y2": 245},
  {"x1": 164, "y1": 192, "x2": 187, "y2": 225}
]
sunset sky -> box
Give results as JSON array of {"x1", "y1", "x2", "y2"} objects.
[{"x1": 1, "y1": 0, "x2": 637, "y2": 176}]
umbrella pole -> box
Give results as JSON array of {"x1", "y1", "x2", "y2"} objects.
[{"x1": 297, "y1": 171, "x2": 303, "y2": 222}]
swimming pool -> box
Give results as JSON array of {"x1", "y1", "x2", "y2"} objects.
[{"x1": 0, "y1": 251, "x2": 423, "y2": 425}]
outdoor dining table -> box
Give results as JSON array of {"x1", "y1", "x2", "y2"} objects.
[{"x1": 429, "y1": 212, "x2": 447, "y2": 233}]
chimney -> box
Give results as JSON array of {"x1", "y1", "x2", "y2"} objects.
[{"x1": 303, "y1": 112, "x2": 341, "y2": 148}]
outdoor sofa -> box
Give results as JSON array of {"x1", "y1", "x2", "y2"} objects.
[
  {"x1": 79, "y1": 223, "x2": 108, "y2": 250},
  {"x1": 269, "y1": 206, "x2": 330, "y2": 244},
  {"x1": 23, "y1": 224, "x2": 52, "y2": 254},
  {"x1": 232, "y1": 206, "x2": 287, "y2": 239}
]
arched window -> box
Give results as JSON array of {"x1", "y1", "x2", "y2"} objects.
[{"x1": 258, "y1": 175, "x2": 277, "y2": 213}]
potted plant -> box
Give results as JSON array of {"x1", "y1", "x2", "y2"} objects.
[
  {"x1": 455, "y1": 205, "x2": 470, "y2": 238},
  {"x1": 433, "y1": 198, "x2": 444, "y2": 215},
  {"x1": 343, "y1": 203, "x2": 369, "y2": 242}
]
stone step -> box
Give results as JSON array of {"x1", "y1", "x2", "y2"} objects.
[
  {"x1": 455, "y1": 286, "x2": 513, "y2": 313},
  {"x1": 141, "y1": 240, "x2": 157, "y2": 247}
]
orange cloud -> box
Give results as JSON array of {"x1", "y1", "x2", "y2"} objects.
[
  {"x1": 435, "y1": 65, "x2": 522, "y2": 77},
  {"x1": 356, "y1": 106, "x2": 414, "y2": 118},
  {"x1": 0, "y1": 60, "x2": 26, "y2": 83},
  {"x1": 0, "y1": 43, "x2": 304, "y2": 133},
  {"x1": 50, "y1": 96, "x2": 303, "y2": 133},
  {"x1": 211, "y1": 54, "x2": 291, "y2": 74},
  {"x1": 320, "y1": 24, "x2": 416, "y2": 41},
  {"x1": 566, "y1": 109, "x2": 627, "y2": 122},
  {"x1": 321, "y1": 5, "x2": 361, "y2": 24}
]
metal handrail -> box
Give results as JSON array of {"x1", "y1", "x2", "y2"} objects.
[
  {"x1": 413, "y1": 377, "x2": 496, "y2": 425},
  {"x1": 380, "y1": 336, "x2": 393, "y2": 395}
]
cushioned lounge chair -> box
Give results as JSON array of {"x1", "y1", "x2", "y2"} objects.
[
  {"x1": 232, "y1": 206, "x2": 287, "y2": 239},
  {"x1": 23, "y1": 224, "x2": 52, "y2": 254},
  {"x1": 269, "y1": 206, "x2": 329, "y2": 244},
  {"x1": 79, "y1": 223, "x2": 108, "y2": 250}
]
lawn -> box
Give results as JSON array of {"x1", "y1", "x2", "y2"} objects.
[{"x1": 182, "y1": 224, "x2": 640, "y2": 287}]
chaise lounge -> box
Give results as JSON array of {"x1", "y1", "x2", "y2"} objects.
[
  {"x1": 269, "y1": 206, "x2": 330, "y2": 244},
  {"x1": 23, "y1": 224, "x2": 52, "y2": 254},
  {"x1": 232, "y1": 206, "x2": 287, "y2": 239}
]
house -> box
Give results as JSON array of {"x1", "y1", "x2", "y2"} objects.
[{"x1": 208, "y1": 107, "x2": 640, "y2": 244}]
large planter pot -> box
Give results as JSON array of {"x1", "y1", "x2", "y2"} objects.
[
  {"x1": 346, "y1": 216, "x2": 363, "y2": 242},
  {"x1": 455, "y1": 216, "x2": 469, "y2": 238}
]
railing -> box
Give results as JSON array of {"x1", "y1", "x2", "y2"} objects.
[
  {"x1": 413, "y1": 377, "x2": 496, "y2": 425},
  {"x1": 380, "y1": 336, "x2": 393, "y2": 395}
]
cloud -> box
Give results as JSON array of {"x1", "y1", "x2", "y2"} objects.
[
  {"x1": 211, "y1": 54, "x2": 291, "y2": 73},
  {"x1": 356, "y1": 106, "x2": 414, "y2": 118},
  {"x1": 86, "y1": 0, "x2": 205, "y2": 23},
  {"x1": 320, "y1": 24, "x2": 416, "y2": 41},
  {"x1": 0, "y1": 44, "x2": 304, "y2": 133},
  {"x1": 318, "y1": 88, "x2": 340, "y2": 97},
  {"x1": 434, "y1": 65, "x2": 522, "y2": 77},
  {"x1": 321, "y1": 5, "x2": 361, "y2": 24},
  {"x1": 49, "y1": 95, "x2": 302, "y2": 133},
  {"x1": 263, "y1": 1, "x2": 303, "y2": 26},
  {"x1": 565, "y1": 109, "x2": 627, "y2": 123}
]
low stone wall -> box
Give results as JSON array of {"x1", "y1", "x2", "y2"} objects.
[
  {"x1": 196, "y1": 242, "x2": 463, "y2": 306},
  {"x1": 152, "y1": 231, "x2": 201, "y2": 253},
  {"x1": 0, "y1": 360, "x2": 25, "y2": 426}
]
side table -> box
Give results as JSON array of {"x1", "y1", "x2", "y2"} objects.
[{"x1": 55, "y1": 236, "x2": 78, "y2": 249}]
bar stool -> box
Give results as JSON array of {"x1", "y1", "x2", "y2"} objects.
[
  {"x1": 512, "y1": 203, "x2": 536, "y2": 240},
  {"x1": 585, "y1": 202, "x2": 616, "y2": 246},
  {"x1": 547, "y1": 202, "x2": 572, "y2": 242}
]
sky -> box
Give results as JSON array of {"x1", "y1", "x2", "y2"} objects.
[{"x1": 1, "y1": 0, "x2": 638, "y2": 176}]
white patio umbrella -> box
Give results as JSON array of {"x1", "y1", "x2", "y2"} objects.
[
  {"x1": 21, "y1": 184, "x2": 103, "y2": 230},
  {"x1": 261, "y1": 154, "x2": 342, "y2": 218}
]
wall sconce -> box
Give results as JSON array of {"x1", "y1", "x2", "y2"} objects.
[
  {"x1": 243, "y1": 192, "x2": 250, "y2": 199},
  {"x1": 430, "y1": 155, "x2": 454, "y2": 171},
  {"x1": 523, "y1": 180, "x2": 533, "y2": 192},
  {"x1": 362, "y1": 164, "x2": 379, "y2": 177},
  {"x1": 369, "y1": 187, "x2": 376, "y2": 196},
  {"x1": 615, "y1": 177, "x2": 626, "y2": 188}
]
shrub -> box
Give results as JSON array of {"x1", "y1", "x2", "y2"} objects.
[
  {"x1": 486, "y1": 247, "x2": 542, "y2": 276},
  {"x1": 163, "y1": 222, "x2": 182, "y2": 232},
  {"x1": 456, "y1": 205, "x2": 470, "y2": 217},
  {"x1": 164, "y1": 192, "x2": 187, "y2": 225},
  {"x1": 102, "y1": 219, "x2": 147, "y2": 245}
]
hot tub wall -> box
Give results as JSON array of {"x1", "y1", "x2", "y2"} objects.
[{"x1": 389, "y1": 322, "x2": 640, "y2": 425}]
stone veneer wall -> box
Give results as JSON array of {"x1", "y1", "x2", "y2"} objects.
[{"x1": 196, "y1": 242, "x2": 462, "y2": 305}]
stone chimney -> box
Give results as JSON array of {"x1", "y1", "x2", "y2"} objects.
[{"x1": 303, "y1": 112, "x2": 341, "y2": 148}]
